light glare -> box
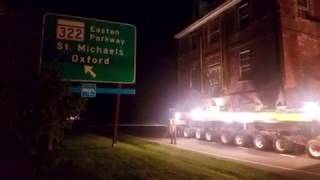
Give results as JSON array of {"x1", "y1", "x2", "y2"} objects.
[
  {"x1": 174, "y1": 112, "x2": 181, "y2": 121},
  {"x1": 190, "y1": 108, "x2": 205, "y2": 121},
  {"x1": 302, "y1": 102, "x2": 320, "y2": 120}
]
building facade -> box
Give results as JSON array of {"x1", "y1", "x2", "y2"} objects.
[{"x1": 175, "y1": 0, "x2": 320, "y2": 111}]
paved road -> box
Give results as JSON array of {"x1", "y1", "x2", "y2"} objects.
[{"x1": 148, "y1": 137, "x2": 320, "y2": 180}]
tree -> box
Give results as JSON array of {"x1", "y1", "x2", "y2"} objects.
[
  {"x1": 0, "y1": 66, "x2": 87, "y2": 155},
  {"x1": 38, "y1": 66, "x2": 87, "y2": 152}
]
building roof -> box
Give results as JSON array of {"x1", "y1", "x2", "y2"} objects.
[{"x1": 174, "y1": 0, "x2": 242, "y2": 39}]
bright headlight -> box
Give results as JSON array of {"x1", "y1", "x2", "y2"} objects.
[
  {"x1": 190, "y1": 108, "x2": 205, "y2": 121},
  {"x1": 302, "y1": 102, "x2": 320, "y2": 120}
]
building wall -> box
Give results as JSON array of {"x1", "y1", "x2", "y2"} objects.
[
  {"x1": 177, "y1": 0, "x2": 283, "y2": 111},
  {"x1": 278, "y1": 0, "x2": 320, "y2": 108},
  {"x1": 177, "y1": 0, "x2": 320, "y2": 111},
  {"x1": 224, "y1": 0, "x2": 281, "y2": 110}
]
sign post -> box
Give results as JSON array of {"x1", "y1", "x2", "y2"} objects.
[
  {"x1": 112, "y1": 84, "x2": 122, "y2": 147},
  {"x1": 41, "y1": 13, "x2": 136, "y2": 148}
]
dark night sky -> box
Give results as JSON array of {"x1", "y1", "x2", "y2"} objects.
[{"x1": 14, "y1": 0, "x2": 195, "y2": 123}]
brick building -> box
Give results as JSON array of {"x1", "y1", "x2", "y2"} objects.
[{"x1": 175, "y1": 0, "x2": 320, "y2": 111}]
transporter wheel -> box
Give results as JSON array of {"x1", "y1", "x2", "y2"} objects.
[
  {"x1": 183, "y1": 128, "x2": 194, "y2": 138},
  {"x1": 234, "y1": 134, "x2": 250, "y2": 147},
  {"x1": 195, "y1": 129, "x2": 205, "y2": 140},
  {"x1": 307, "y1": 139, "x2": 320, "y2": 159},
  {"x1": 273, "y1": 137, "x2": 293, "y2": 154},
  {"x1": 220, "y1": 132, "x2": 233, "y2": 145},
  {"x1": 205, "y1": 131, "x2": 215, "y2": 142},
  {"x1": 253, "y1": 134, "x2": 270, "y2": 150}
]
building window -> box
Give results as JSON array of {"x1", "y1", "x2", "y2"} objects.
[
  {"x1": 207, "y1": 19, "x2": 220, "y2": 44},
  {"x1": 239, "y1": 50, "x2": 252, "y2": 81},
  {"x1": 179, "y1": 38, "x2": 189, "y2": 55},
  {"x1": 207, "y1": 63, "x2": 221, "y2": 86},
  {"x1": 298, "y1": 0, "x2": 310, "y2": 18},
  {"x1": 207, "y1": 63, "x2": 222, "y2": 96},
  {"x1": 190, "y1": 66, "x2": 201, "y2": 90},
  {"x1": 238, "y1": 1, "x2": 249, "y2": 30},
  {"x1": 191, "y1": 33, "x2": 198, "y2": 50}
]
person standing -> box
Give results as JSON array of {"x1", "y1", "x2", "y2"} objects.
[{"x1": 169, "y1": 118, "x2": 177, "y2": 144}]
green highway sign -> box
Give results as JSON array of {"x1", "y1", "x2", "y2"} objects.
[{"x1": 41, "y1": 13, "x2": 136, "y2": 84}]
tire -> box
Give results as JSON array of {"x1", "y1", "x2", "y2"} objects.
[
  {"x1": 273, "y1": 137, "x2": 293, "y2": 154},
  {"x1": 205, "y1": 131, "x2": 214, "y2": 141},
  {"x1": 307, "y1": 139, "x2": 320, "y2": 159},
  {"x1": 234, "y1": 134, "x2": 250, "y2": 147},
  {"x1": 220, "y1": 132, "x2": 233, "y2": 145},
  {"x1": 253, "y1": 134, "x2": 270, "y2": 150},
  {"x1": 183, "y1": 128, "x2": 194, "y2": 138},
  {"x1": 195, "y1": 129, "x2": 204, "y2": 140}
]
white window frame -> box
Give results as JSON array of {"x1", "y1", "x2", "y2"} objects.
[
  {"x1": 238, "y1": 2, "x2": 249, "y2": 29},
  {"x1": 207, "y1": 63, "x2": 221, "y2": 86},
  {"x1": 239, "y1": 49, "x2": 252, "y2": 81},
  {"x1": 297, "y1": 0, "x2": 310, "y2": 18},
  {"x1": 191, "y1": 33, "x2": 198, "y2": 50},
  {"x1": 207, "y1": 19, "x2": 220, "y2": 44},
  {"x1": 298, "y1": 0, "x2": 310, "y2": 11},
  {"x1": 190, "y1": 65, "x2": 200, "y2": 89}
]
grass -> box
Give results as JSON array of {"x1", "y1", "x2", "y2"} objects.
[{"x1": 33, "y1": 133, "x2": 295, "y2": 180}]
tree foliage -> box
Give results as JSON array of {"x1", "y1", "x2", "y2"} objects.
[
  {"x1": 39, "y1": 66, "x2": 87, "y2": 152},
  {"x1": 0, "y1": 66, "x2": 87, "y2": 155}
]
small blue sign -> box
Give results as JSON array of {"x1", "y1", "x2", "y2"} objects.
[
  {"x1": 81, "y1": 83, "x2": 96, "y2": 98},
  {"x1": 72, "y1": 86, "x2": 135, "y2": 95}
]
